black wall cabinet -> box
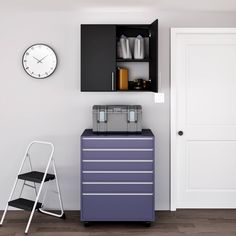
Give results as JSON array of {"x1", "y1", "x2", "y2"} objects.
[{"x1": 81, "y1": 20, "x2": 158, "y2": 92}]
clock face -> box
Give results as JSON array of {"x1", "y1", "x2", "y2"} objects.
[{"x1": 22, "y1": 44, "x2": 57, "y2": 79}]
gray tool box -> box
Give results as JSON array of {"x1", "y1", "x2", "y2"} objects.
[{"x1": 93, "y1": 105, "x2": 142, "y2": 133}]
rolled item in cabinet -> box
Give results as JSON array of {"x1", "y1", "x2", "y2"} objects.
[
  {"x1": 120, "y1": 35, "x2": 132, "y2": 59},
  {"x1": 134, "y1": 35, "x2": 144, "y2": 59}
]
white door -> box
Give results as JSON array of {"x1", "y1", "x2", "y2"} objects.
[{"x1": 171, "y1": 28, "x2": 236, "y2": 208}]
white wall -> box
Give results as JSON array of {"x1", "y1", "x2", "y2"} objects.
[{"x1": 1, "y1": 2, "x2": 236, "y2": 210}]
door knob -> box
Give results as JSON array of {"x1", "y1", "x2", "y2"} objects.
[{"x1": 178, "y1": 131, "x2": 184, "y2": 136}]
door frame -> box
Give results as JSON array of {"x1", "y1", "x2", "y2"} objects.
[{"x1": 170, "y1": 28, "x2": 236, "y2": 211}]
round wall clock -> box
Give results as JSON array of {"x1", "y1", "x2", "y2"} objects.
[{"x1": 22, "y1": 44, "x2": 57, "y2": 79}]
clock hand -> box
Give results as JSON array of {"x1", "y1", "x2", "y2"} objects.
[
  {"x1": 33, "y1": 56, "x2": 42, "y2": 63},
  {"x1": 37, "y1": 55, "x2": 48, "y2": 63}
]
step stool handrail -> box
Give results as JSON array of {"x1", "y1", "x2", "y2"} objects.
[
  {"x1": 19, "y1": 141, "x2": 55, "y2": 177},
  {"x1": 27, "y1": 141, "x2": 55, "y2": 176}
]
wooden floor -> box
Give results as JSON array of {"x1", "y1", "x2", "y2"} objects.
[{"x1": 1, "y1": 210, "x2": 236, "y2": 235}]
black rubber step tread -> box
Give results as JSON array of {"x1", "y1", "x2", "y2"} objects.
[
  {"x1": 18, "y1": 171, "x2": 55, "y2": 183},
  {"x1": 8, "y1": 198, "x2": 42, "y2": 211}
]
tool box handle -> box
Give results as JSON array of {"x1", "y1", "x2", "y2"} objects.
[{"x1": 128, "y1": 108, "x2": 138, "y2": 123}]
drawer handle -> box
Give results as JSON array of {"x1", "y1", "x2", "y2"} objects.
[
  {"x1": 82, "y1": 160, "x2": 153, "y2": 163},
  {"x1": 82, "y1": 137, "x2": 153, "y2": 140},
  {"x1": 82, "y1": 148, "x2": 153, "y2": 151},
  {"x1": 83, "y1": 193, "x2": 153, "y2": 196},
  {"x1": 83, "y1": 171, "x2": 153, "y2": 174},
  {"x1": 82, "y1": 182, "x2": 153, "y2": 185}
]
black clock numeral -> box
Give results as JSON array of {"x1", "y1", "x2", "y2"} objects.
[
  {"x1": 31, "y1": 47, "x2": 34, "y2": 50},
  {"x1": 24, "y1": 60, "x2": 27, "y2": 62},
  {"x1": 26, "y1": 67, "x2": 29, "y2": 70},
  {"x1": 31, "y1": 72, "x2": 34, "y2": 74},
  {"x1": 38, "y1": 74, "x2": 41, "y2": 77},
  {"x1": 26, "y1": 52, "x2": 29, "y2": 55},
  {"x1": 45, "y1": 72, "x2": 48, "y2": 75}
]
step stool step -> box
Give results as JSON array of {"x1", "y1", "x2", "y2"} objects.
[
  {"x1": 18, "y1": 171, "x2": 55, "y2": 183},
  {"x1": 8, "y1": 198, "x2": 42, "y2": 211}
]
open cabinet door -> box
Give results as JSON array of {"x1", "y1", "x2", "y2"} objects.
[{"x1": 149, "y1": 20, "x2": 158, "y2": 92}]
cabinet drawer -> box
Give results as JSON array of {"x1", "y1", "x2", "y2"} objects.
[
  {"x1": 82, "y1": 150, "x2": 153, "y2": 160},
  {"x1": 82, "y1": 162, "x2": 153, "y2": 171},
  {"x1": 81, "y1": 195, "x2": 154, "y2": 221},
  {"x1": 82, "y1": 138, "x2": 153, "y2": 149},
  {"x1": 82, "y1": 173, "x2": 153, "y2": 182},
  {"x1": 82, "y1": 183, "x2": 153, "y2": 193}
]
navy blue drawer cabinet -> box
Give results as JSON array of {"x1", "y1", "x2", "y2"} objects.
[{"x1": 80, "y1": 129, "x2": 155, "y2": 224}]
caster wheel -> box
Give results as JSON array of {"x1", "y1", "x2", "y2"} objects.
[
  {"x1": 83, "y1": 221, "x2": 91, "y2": 227},
  {"x1": 144, "y1": 221, "x2": 151, "y2": 227},
  {"x1": 61, "y1": 213, "x2": 66, "y2": 220}
]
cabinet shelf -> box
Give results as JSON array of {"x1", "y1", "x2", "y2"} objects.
[{"x1": 116, "y1": 58, "x2": 149, "y2": 62}]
